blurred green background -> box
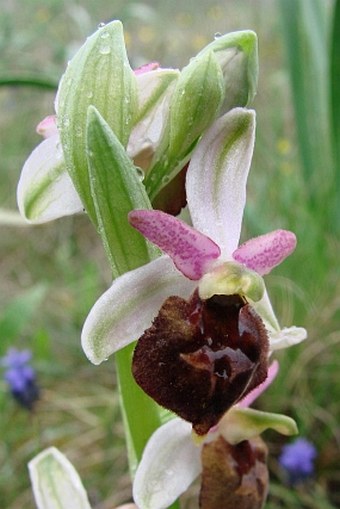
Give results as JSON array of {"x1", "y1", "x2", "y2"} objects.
[{"x1": 1, "y1": 0, "x2": 339, "y2": 508}]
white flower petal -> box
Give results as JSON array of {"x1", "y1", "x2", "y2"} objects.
[
  {"x1": 269, "y1": 326, "x2": 307, "y2": 351},
  {"x1": 28, "y1": 447, "x2": 92, "y2": 509},
  {"x1": 133, "y1": 418, "x2": 202, "y2": 509},
  {"x1": 81, "y1": 256, "x2": 195, "y2": 365},
  {"x1": 128, "y1": 69, "x2": 178, "y2": 166},
  {"x1": 186, "y1": 108, "x2": 255, "y2": 257},
  {"x1": 17, "y1": 135, "x2": 83, "y2": 223}
]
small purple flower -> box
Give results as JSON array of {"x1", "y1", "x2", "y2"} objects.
[
  {"x1": 1, "y1": 348, "x2": 40, "y2": 410},
  {"x1": 279, "y1": 438, "x2": 317, "y2": 484}
]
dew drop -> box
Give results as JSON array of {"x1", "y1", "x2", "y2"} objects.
[
  {"x1": 135, "y1": 167, "x2": 144, "y2": 181},
  {"x1": 162, "y1": 175, "x2": 170, "y2": 185},
  {"x1": 98, "y1": 22, "x2": 106, "y2": 28},
  {"x1": 99, "y1": 45, "x2": 111, "y2": 55},
  {"x1": 55, "y1": 142, "x2": 63, "y2": 159},
  {"x1": 63, "y1": 115, "x2": 70, "y2": 128},
  {"x1": 214, "y1": 32, "x2": 222, "y2": 39}
]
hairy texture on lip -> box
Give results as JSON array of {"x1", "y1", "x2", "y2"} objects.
[
  {"x1": 132, "y1": 291, "x2": 269, "y2": 434},
  {"x1": 199, "y1": 435, "x2": 269, "y2": 509}
]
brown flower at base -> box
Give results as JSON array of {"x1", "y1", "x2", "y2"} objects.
[
  {"x1": 132, "y1": 290, "x2": 269, "y2": 435},
  {"x1": 200, "y1": 436, "x2": 269, "y2": 509}
]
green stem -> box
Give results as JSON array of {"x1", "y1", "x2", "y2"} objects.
[
  {"x1": 0, "y1": 75, "x2": 58, "y2": 90},
  {"x1": 115, "y1": 343, "x2": 163, "y2": 477}
]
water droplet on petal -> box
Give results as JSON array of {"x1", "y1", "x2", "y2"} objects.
[
  {"x1": 135, "y1": 167, "x2": 144, "y2": 181},
  {"x1": 214, "y1": 32, "x2": 222, "y2": 39},
  {"x1": 99, "y1": 45, "x2": 111, "y2": 55},
  {"x1": 98, "y1": 22, "x2": 106, "y2": 28}
]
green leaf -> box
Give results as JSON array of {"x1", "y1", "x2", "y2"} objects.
[
  {"x1": 28, "y1": 447, "x2": 92, "y2": 509},
  {"x1": 86, "y1": 105, "x2": 158, "y2": 277},
  {"x1": 0, "y1": 285, "x2": 47, "y2": 349},
  {"x1": 218, "y1": 407, "x2": 298, "y2": 445},
  {"x1": 57, "y1": 20, "x2": 137, "y2": 223}
]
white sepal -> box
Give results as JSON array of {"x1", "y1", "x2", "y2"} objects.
[
  {"x1": 28, "y1": 447, "x2": 92, "y2": 509},
  {"x1": 17, "y1": 135, "x2": 83, "y2": 223},
  {"x1": 133, "y1": 418, "x2": 202, "y2": 509},
  {"x1": 81, "y1": 256, "x2": 195, "y2": 365},
  {"x1": 186, "y1": 108, "x2": 255, "y2": 258}
]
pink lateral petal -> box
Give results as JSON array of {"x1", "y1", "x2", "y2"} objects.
[
  {"x1": 134, "y1": 62, "x2": 160, "y2": 75},
  {"x1": 233, "y1": 229, "x2": 297, "y2": 275},
  {"x1": 129, "y1": 210, "x2": 221, "y2": 280},
  {"x1": 36, "y1": 115, "x2": 58, "y2": 138},
  {"x1": 238, "y1": 360, "x2": 279, "y2": 408}
]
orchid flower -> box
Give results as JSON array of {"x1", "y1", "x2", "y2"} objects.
[
  {"x1": 132, "y1": 360, "x2": 298, "y2": 509},
  {"x1": 81, "y1": 107, "x2": 306, "y2": 367},
  {"x1": 17, "y1": 22, "x2": 259, "y2": 227},
  {"x1": 17, "y1": 63, "x2": 179, "y2": 224}
]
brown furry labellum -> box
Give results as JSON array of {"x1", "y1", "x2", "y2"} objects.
[
  {"x1": 199, "y1": 436, "x2": 269, "y2": 509},
  {"x1": 132, "y1": 290, "x2": 269, "y2": 435}
]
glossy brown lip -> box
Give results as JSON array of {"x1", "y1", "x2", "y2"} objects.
[{"x1": 132, "y1": 290, "x2": 269, "y2": 435}]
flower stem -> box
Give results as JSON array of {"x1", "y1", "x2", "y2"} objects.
[{"x1": 115, "y1": 343, "x2": 163, "y2": 477}]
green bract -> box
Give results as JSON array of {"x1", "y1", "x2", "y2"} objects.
[
  {"x1": 168, "y1": 51, "x2": 224, "y2": 160},
  {"x1": 57, "y1": 20, "x2": 137, "y2": 223},
  {"x1": 144, "y1": 30, "x2": 259, "y2": 201},
  {"x1": 86, "y1": 106, "x2": 158, "y2": 277},
  {"x1": 197, "y1": 30, "x2": 258, "y2": 111},
  {"x1": 144, "y1": 51, "x2": 224, "y2": 200}
]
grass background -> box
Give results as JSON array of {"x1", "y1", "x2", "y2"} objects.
[{"x1": 0, "y1": 0, "x2": 339, "y2": 508}]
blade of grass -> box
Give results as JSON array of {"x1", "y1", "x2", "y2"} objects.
[
  {"x1": 278, "y1": 0, "x2": 334, "y2": 213},
  {"x1": 330, "y1": 0, "x2": 340, "y2": 230}
]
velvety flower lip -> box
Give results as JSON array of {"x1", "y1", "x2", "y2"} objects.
[
  {"x1": 133, "y1": 361, "x2": 298, "y2": 509},
  {"x1": 81, "y1": 107, "x2": 307, "y2": 365},
  {"x1": 132, "y1": 291, "x2": 269, "y2": 435}
]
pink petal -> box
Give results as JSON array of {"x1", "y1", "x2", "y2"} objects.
[
  {"x1": 36, "y1": 115, "x2": 58, "y2": 138},
  {"x1": 233, "y1": 229, "x2": 297, "y2": 275},
  {"x1": 134, "y1": 62, "x2": 160, "y2": 75},
  {"x1": 238, "y1": 360, "x2": 279, "y2": 408},
  {"x1": 129, "y1": 210, "x2": 221, "y2": 280}
]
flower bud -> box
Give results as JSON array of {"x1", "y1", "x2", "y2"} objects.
[{"x1": 196, "y1": 30, "x2": 258, "y2": 112}]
